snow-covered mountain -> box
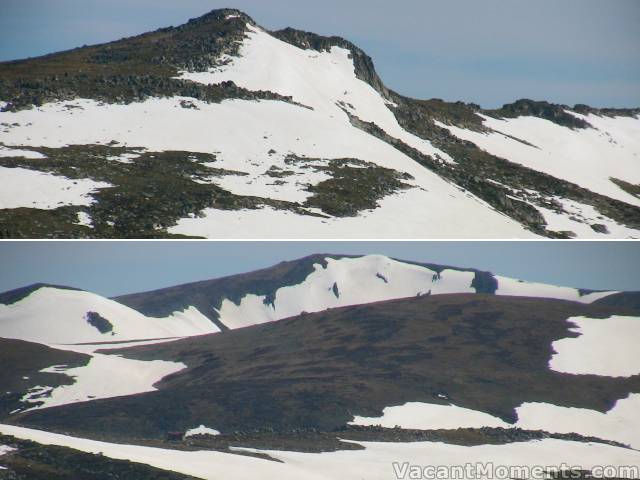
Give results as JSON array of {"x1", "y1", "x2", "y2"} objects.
[
  {"x1": 0, "y1": 254, "x2": 620, "y2": 342},
  {"x1": 1, "y1": 254, "x2": 640, "y2": 479},
  {"x1": 1, "y1": 9, "x2": 638, "y2": 238}
]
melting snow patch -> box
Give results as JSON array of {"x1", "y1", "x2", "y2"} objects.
[
  {"x1": 495, "y1": 276, "x2": 617, "y2": 303},
  {"x1": 20, "y1": 386, "x2": 54, "y2": 406},
  {"x1": 516, "y1": 394, "x2": 640, "y2": 450},
  {"x1": 438, "y1": 114, "x2": 640, "y2": 207},
  {"x1": 216, "y1": 255, "x2": 476, "y2": 329},
  {"x1": 0, "y1": 167, "x2": 110, "y2": 209},
  {"x1": 0, "y1": 444, "x2": 15, "y2": 469},
  {"x1": 550, "y1": 316, "x2": 640, "y2": 377},
  {"x1": 0, "y1": 146, "x2": 45, "y2": 159},
  {"x1": 350, "y1": 402, "x2": 509, "y2": 430},
  {"x1": 2, "y1": 424, "x2": 640, "y2": 480},
  {"x1": 0, "y1": 287, "x2": 218, "y2": 346},
  {"x1": 75, "y1": 211, "x2": 92, "y2": 227},
  {"x1": 185, "y1": 425, "x2": 221, "y2": 437},
  {"x1": 22, "y1": 354, "x2": 186, "y2": 411},
  {"x1": 533, "y1": 198, "x2": 639, "y2": 239}
]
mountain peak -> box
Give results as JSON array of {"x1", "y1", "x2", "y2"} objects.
[
  {"x1": 0, "y1": 283, "x2": 82, "y2": 306},
  {"x1": 184, "y1": 8, "x2": 255, "y2": 27}
]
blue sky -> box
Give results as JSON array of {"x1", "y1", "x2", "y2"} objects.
[
  {"x1": 1, "y1": 0, "x2": 638, "y2": 108},
  {"x1": 0, "y1": 242, "x2": 638, "y2": 297}
]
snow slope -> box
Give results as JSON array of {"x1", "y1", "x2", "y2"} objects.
[
  {"x1": 494, "y1": 276, "x2": 617, "y2": 303},
  {"x1": 0, "y1": 286, "x2": 218, "y2": 412},
  {"x1": 217, "y1": 255, "x2": 476, "y2": 329},
  {"x1": 2, "y1": 424, "x2": 639, "y2": 480},
  {"x1": 549, "y1": 315, "x2": 640, "y2": 377},
  {"x1": 438, "y1": 113, "x2": 640, "y2": 208},
  {"x1": 185, "y1": 425, "x2": 221, "y2": 437},
  {"x1": 351, "y1": 402, "x2": 510, "y2": 430},
  {"x1": 0, "y1": 286, "x2": 218, "y2": 346},
  {"x1": 19, "y1": 354, "x2": 185, "y2": 411},
  {"x1": 516, "y1": 394, "x2": 640, "y2": 450},
  {"x1": 216, "y1": 255, "x2": 616, "y2": 330},
  {"x1": 0, "y1": 95, "x2": 535, "y2": 238},
  {"x1": 178, "y1": 24, "x2": 453, "y2": 163},
  {"x1": 350, "y1": 397, "x2": 640, "y2": 450},
  {"x1": 0, "y1": 166, "x2": 110, "y2": 210},
  {"x1": 1, "y1": 20, "x2": 638, "y2": 238}
]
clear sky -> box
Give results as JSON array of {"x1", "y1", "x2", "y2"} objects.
[
  {"x1": 0, "y1": 241, "x2": 638, "y2": 297},
  {"x1": 1, "y1": 0, "x2": 639, "y2": 108}
]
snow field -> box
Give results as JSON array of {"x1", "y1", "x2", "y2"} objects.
[
  {"x1": 437, "y1": 114, "x2": 640, "y2": 208},
  {"x1": 216, "y1": 255, "x2": 475, "y2": 329},
  {"x1": 550, "y1": 316, "x2": 640, "y2": 377},
  {"x1": 185, "y1": 425, "x2": 221, "y2": 437},
  {"x1": 1, "y1": 424, "x2": 639, "y2": 480},
  {"x1": 0, "y1": 166, "x2": 110, "y2": 210},
  {"x1": 0, "y1": 287, "x2": 218, "y2": 411},
  {"x1": 0, "y1": 287, "x2": 218, "y2": 346},
  {"x1": 350, "y1": 396, "x2": 640, "y2": 450},
  {"x1": 0, "y1": 96, "x2": 537, "y2": 238},
  {"x1": 216, "y1": 255, "x2": 616, "y2": 329}
]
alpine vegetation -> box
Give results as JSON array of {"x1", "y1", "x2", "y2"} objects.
[{"x1": 1, "y1": 9, "x2": 639, "y2": 238}]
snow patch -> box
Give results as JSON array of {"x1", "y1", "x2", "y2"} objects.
[
  {"x1": 0, "y1": 96, "x2": 536, "y2": 238},
  {"x1": 0, "y1": 166, "x2": 110, "y2": 209},
  {"x1": 2, "y1": 424, "x2": 640, "y2": 480},
  {"x1": 185, "y1": 425, "x2": 221, "y2": 437},
  {"x1": 216, "y1": 255, "x2": 475, "y2": 329},
  {"x1": 516, "y1": 394, "x2": 640, "y2": 449},
  {"x1": 19, "y1": 354, "x2": 186, "y2": 411},
  {"x1": 438, "y1": 114, "x2": 640, "y2": 208},
  {"x1": 0, "y1": 287, "x2": 218, "y2": 346},
  {"x1": 350, "y1": 402, "x2": 509, "y2": 430},
  {"x1": 0, "y1": 286, "x2": 217, "y2": 411},
  {"x1": 0, "y1": 146, "x2": 45, "y2": 159},
  {"x1": 495, "y1": 276, "x2": 617, "y2": 303},
  {"x1": 549, "y1": 315, "x2": 640, "y2": 377},
  {"x1": 533, "y1": 198, "x2": 639, "y2": 239}
]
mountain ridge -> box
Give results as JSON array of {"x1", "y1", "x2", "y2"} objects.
[{"x1": 1, "y1": 8, "x2": 639, "y2": 239}]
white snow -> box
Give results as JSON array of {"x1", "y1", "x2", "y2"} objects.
[
  {"x1": 532, "y1": 197, "x2": 640, "y2": 239},
  {"x1": 350, "y1": 395, "x2": 640, "y2": 451},
  {"x1": 549, "y1": 315, "x2": 640, "y2": 377},
  {"x1": 216, "y1": 255, "x2": 476, "y2": 329},
  {"x1": 169, "y1": 188, "x2": 536, "y2": 239},
  {"x1": 350, "y1": 402, "x2": 509, "y2": 430},
  {"x1": 75, "y1": 210, "x2": 92, "y2": 227},
  {"x1": 0, "y1": 146, "x2": 45, "y2": 158},
  {"x1": 0, "y1": 166, "x2": 110, "y2": 209},
  {"x1": 0, "y1": 444, "x2": 15, "y2": 470},
  {"x1": 0, "y1": 286, "x2": 219, "y2": 412},
  {"x1": 0, "y1": 96, "x2": 536, "y2": 239},
  {"x1": 2, "y1": 424, "x2": 640, "y2": 480},
  {"x1": 19, "y1": 354, "x2": 185, "y2": 411},
  {"x1": 177, "y1": 24, "x2": 453, "y2": 163},
  {"x1": 0, "y1": 25, "x2": 638, "y2": 238},
  {"x1": 0, "y1": 287, "x2": 218, "y2": 346},
  {"x1": 185, "y1": 425, "x2": 221, "y2": 437},
  {"x1": 516, "y1": 394, "x2": 640, "y2": 450},
  {"x1": 495, "y1": 276, "x2": 617, "y2": 303},
  {"x1": 437, "y1": 113, "x2": 640, "y2": 208},
  {"x1": 215, "y1": 255, "x2": 617, "y2": 329}
]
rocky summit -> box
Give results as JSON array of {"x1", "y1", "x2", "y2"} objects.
[{"x1": 0, "y1": 8, "x2": 639, "y2": 238}]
